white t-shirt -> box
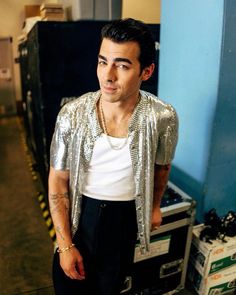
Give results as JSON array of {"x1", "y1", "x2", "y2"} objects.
[{"x1": 82, "y1": 134, "x2": 135, "y2": 201}]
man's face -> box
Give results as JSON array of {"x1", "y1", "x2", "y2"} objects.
[{"x1": 97, "y1": 38, "x2": 151, "y2": 104}]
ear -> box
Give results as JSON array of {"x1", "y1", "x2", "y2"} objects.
[{"x1": 141, "y1": 63, "x2": 155, "y2": 81}]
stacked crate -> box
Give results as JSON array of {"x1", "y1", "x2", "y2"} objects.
[
  {"x1": 40, "y1": 4, "x2": 65, "y2": 21},
  {"x1": 188, "y1": 224, "x2": 236, "y2": 294}
]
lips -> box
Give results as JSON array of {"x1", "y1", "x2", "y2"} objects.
[{"x1": 102, "y1": 85, "x2": 117, "y2": 93}]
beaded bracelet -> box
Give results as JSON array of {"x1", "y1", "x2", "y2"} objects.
[{"x1": 57, "y1": 243, "x2": 75, "y2": 253}]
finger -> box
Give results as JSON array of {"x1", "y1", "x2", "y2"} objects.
[
  {"x1": 68, "y1": 260, "x2": 85, "y2": 280},
  {"x1": 65, "y1": 265, "x2": 85, "y2": 280},
  {"x1": 64, "y1": 272, "x2": 74, "y2": 280},
  {"x1": 77, "y1": 260, "x2": 86, "y2": 277},
  {"x1": 151, "y1": 223, "x2": 161, "y2": 231},
  {"x1": 70, "y1": 268, "x2": 85, "y2": 280}
]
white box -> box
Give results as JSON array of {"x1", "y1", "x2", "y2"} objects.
[
  {"x1": 188, "y1": 262, "x2": 236, "y2": 295},
  {"x1": 190, "y1": 224, "x2": 236, "y2": 277}
]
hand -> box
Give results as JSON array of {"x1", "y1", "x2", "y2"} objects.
[
  {"x1": 59, "y1": 247, "x2": 85, "y2": 280},
  {"x1": 151, "y1": 206, "x2": 162, "y2": 231}
]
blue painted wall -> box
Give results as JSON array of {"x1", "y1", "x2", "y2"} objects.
[
  {"x1": 158, "y1": 0, "x2": 236, "y2": 221},
  {"x1": 204, "y1": 0, "x2": 236, "y2": 215}
]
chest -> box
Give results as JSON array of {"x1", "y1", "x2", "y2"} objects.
[{"x1": 103, "y1": 117, "x2": 131, "y2": 138}]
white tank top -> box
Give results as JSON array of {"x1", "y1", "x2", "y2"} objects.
[{"x1": 82, "y1": 134, "x2": 135, "y2": 201}]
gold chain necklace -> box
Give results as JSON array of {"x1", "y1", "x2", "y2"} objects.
[{"x1": 99, "y1": 99, "x2": 128, "y2": 150}]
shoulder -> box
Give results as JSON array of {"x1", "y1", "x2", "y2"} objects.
[
  {"x1": 55, "y1": 91, "x2": 99, "y2": 129},
  {"x1": 57, "y1": 91, "x2": 99, "y2": 121},
  {"x1": 140, "y1": 90, "x2": 178, "y2": 121},
  {"x1": 60, "y1": 91, "x2": 99, "y2": 114}
]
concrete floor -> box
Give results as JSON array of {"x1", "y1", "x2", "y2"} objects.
[
  {"x1": 0, "y1": 116, "x2": 195, "y2": 295},
  {"x1": 0, "y1": 116, "x2": 54, "y2": 295}
]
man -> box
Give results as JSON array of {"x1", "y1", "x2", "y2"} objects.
[{"x1": 49, "y1": 18, "x2": 178, "y2": 295}]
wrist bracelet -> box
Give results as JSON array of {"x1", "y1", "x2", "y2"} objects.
[{"x1": 57, "y1": 243, "x2": 75, "y2": 253}]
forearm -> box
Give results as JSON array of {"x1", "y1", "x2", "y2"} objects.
[
  {"x1": 153, "y1": 164, "x2": 171, "y2": 208},
  {"x1": 48, "y1": 168, "x2": 72, "y2": 248},
  {"x1": 48, "y1": 167, "x2": 85, "y2": 280}
]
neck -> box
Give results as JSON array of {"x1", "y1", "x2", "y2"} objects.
[
  {"x1": 98, "y1": 97, "x2": 139, "y2": 138},
  {"x1": 100, "y1": 94, "x2": 140, "y2": 122}
]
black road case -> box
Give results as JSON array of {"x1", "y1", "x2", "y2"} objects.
[{"x1": 122, "y1": 181, "x2": 196, "y2": 295}]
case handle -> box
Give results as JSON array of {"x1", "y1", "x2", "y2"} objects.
[
  {"x1": 160, "y1": 259, "x2": 183, "y2": 278},
  {"x1": 120, "y1": 276, "x2": 132, "y2": 293}
]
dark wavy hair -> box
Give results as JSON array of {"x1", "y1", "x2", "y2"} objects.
[{"x1": 101, "y1": 18, "x2": 156, "y2": 72}]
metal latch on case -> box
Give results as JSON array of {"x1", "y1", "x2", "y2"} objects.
[{"x1": 160, "y1": 259, "x2": 184, "y2": 278}]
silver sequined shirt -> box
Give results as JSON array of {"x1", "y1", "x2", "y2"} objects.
[{"x1": 50, "y1": 90, "x2": 178, "y2": 253}]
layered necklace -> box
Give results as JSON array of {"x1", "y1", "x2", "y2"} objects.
[{"x1": 99, "y1": 98, "x2": 129, "y2": 150}]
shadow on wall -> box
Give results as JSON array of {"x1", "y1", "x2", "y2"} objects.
[{"x1": 170, "y1": 165, "x2": 205, "y2": 223}]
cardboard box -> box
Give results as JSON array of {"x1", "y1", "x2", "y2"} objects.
[
  {"x1": 40, "y1": 3, "x2": 63, "y2": 11},
  {"x1": 24, "y1": 5, "x2": 40, "y2": 18},
  {"x1": 188, "y1": 262, "x2": 236, "y2": 295},
  {"x1": 190, "y1": 224, "x2": 236, "y2": 277}
]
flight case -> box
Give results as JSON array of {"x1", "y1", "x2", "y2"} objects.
[{"x1": 122, "y1": 181, "x2": 196, "y2": 295}]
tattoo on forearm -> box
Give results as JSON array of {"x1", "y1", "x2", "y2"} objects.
[
  {"x1": 50, "y1": 192, "x2": 69, "y2": 200},
  {"x1": 49, "y1": 192, "x2": 70, "y2": 215},
  {"x1": 55, "y1": 226, "x2": 65, "y2": 241}
]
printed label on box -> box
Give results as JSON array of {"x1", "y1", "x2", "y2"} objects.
[
  {"x1": 134, "y1": 235, "x2": 171, "y2": 262},
  {"x1": 210, "y1": 256, "x2": 236, "y2": 275},
  {"x1": 188, "y1": 260, "x2": 236, "y2": 295},
  {"x1": 208, "y1": 278, "x2": 236, "y2": 295},
  {"x1": 208, "y1": 276, "x2": 236, "y2": 295}
]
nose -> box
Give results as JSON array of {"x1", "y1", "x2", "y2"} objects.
[{"x1": 104, "y1": 65, "x2": 116, "y2": 83}]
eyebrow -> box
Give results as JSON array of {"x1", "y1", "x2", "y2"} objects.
[{"x1": 98, "y1": 54, "x2": 132, "y2": 65}]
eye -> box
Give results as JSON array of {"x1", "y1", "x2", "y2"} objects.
[
  {"x1": 98, "y1": 60, "x2": 107, "y2": 66},
  {"x1": 117, "y1": 64, "x2": 129, "y2": 70}
]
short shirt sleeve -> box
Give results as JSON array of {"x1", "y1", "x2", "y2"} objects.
[
  {"x1": 50, "y1": 106, "x2": 71, "y2": 170},
  {"x1": 155, "y1": 105, "x2": 179, "y2": 165}
]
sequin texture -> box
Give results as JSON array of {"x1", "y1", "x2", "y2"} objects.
[{"x1": 50, "y1": 90, "x2": 178, "y2": 253}]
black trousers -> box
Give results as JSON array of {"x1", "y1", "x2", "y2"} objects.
[{"x1": 53, "y1": 196, "x2": 137, "y2": 295}]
